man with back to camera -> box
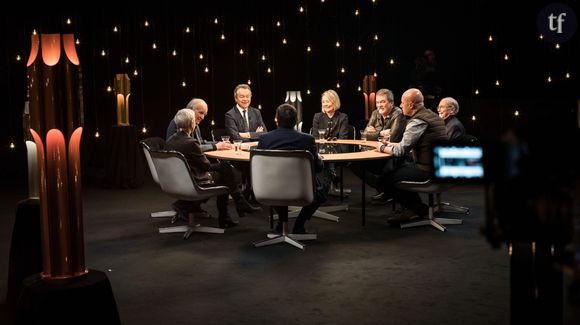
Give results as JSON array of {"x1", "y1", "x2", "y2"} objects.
[
  {"x1": 225, "y1": 84, "x2": 268, "y2": 141},
  {"x1": 256, "y1": 103, "x2": 330, "y2": 234}
]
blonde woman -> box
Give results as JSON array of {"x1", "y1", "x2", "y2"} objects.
[
  {"x1": 311, "y1": 89, "x2": 349, "y2": 140},
  {"x1": 311, "y1": 90, "x2": 350, "y2": 195}
]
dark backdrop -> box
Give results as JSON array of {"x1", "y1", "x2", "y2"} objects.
[{"x1": 1, "y1": 1, "x2": 578, "y2": 182}]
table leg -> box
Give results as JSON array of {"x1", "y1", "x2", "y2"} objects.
[{"x1": 362, "y1": 165, "x2": 366, "y2": 226}]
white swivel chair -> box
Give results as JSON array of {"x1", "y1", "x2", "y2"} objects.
[
  {"x1": 25, "y1": 141, "x2": 40, "y2": 199},
  {"x1": 251, "y1": 149, "x2": 318, "y2": 250},
  {"x1": 393, "y1": 135, "x2": 477, "y2": 232},
  {"x1": 395, "y1": 179, "x2": 465, "y2": 232},
  {"x1": 140, "y1": 138, "x2": 180, "y2": 222},
  {"x1": 149, "y1": 150, "x2": 229, "y2": 239}
]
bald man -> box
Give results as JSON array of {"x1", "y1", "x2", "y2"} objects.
[{"x1": 375, "y1": 88, "x2": 448, "y2": 224}]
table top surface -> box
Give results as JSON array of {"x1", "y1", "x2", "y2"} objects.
[{"x1": 205, "y1": 139, "x2": 391, "y2": 162}]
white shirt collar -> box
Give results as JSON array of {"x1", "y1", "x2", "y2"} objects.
[{"x1": 236, "y1": 105, "x2": 248, "y2": 114}]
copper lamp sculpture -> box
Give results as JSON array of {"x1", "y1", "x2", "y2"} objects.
[
  {"x1": 114, "y1": 73, "x2": 131, "y2": 125},
  {"x1": 16, "y1": 34, "x2": 120, "y2": 325},
  {"x1": 26, "y1": 33, "x2": 87, "y2": 281},
  {"x1": 362, "y1": 75, "x2": 376, "y2": 121}
]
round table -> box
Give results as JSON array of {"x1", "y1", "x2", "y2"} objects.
[
  {"x1": 206, "y1": 139, "x2": 389, "y2": 161},
  {"x1": 206, "y1": 139, "x2": 391, "y2": 226}
]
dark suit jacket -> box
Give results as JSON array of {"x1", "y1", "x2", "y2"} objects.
[
  {"x1": 257, "y1": 128, "x2": 323, "y2": 173},
  {"x1": 444, "y1": 115, "x2": 466, "y2": 141},
  {"x1": 311, "y1": 111, "x2": 349, "y2": 139},
  {"x1": 165, "y1": 131, "x2": 213, "y2": 183},
  {"x1": 225, "y1": 106, "x2": 267, "y2": 141}
]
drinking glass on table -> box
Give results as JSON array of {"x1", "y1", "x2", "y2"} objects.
[
  {"x1": 381, "y1": 129, "x2": 391, "y2": 143},
  {"x1": 221, "y1": 135, "x2": 230, "y2": 143},
  {"x1": 318, "y1": 129, "x2": 327, "y2": 143},
  {"x1": 360, "y1": 130, "x2": 367, "y2": 142},
  {"x1": 384, "y1": 133, "x2": 390, "y2": 142},
  {"x1": 233, "y1": 140, "x2": 243, "y2": 154}
]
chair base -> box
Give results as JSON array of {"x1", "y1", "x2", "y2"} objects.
[
  {"x1": 254, "y1": 232, "x2": 317, "y2": 250},
  {"x1": 400, "y1": 216, "x2": 463, "y2": 232},
  {"x1": 436, "y1": 202, "x2": 469, "y2": 214},
  {"x1": 159, "y1": 224, "x2": 225, "y2": 239},
  {"x1": 328, "y1": 187, "x2": 351, "y2": 197},
  {"x1": 274, "y1": 205, "x2": 346, "y2": 223},
  {"x1": 153, "y1": 210, "x2": 211, "y2": 224},
  {"x1": 392, "y1": 190, "x2": 465, "y2": 232},
  {"x1": 151, "y1": 210, "x2": 182, "y2": 224},
  {"x1": 150, "y1": 210, "x2": 177, "y2": 218},
  {"x1": 151, "y1": 210, "x2": 179, "y2": 223}
]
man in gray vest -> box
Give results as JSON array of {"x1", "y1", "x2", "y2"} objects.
[{"x1": 375, "y1": 88, "x2": 448, "y2": 224}]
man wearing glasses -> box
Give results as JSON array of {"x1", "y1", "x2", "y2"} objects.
[{"x1": 437, "y1": 97, "x2": 465, "y2": 141}]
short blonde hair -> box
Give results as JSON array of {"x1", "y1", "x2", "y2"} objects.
[{"x1": 321, "y1": 89, "x2": 341, "y2": 112}]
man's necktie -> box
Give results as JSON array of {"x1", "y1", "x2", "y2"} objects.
[
  {"x1": 242, "y1": 110, "x2": 249, "y2": 132},
  {"x1": 195, "y1": 127, "x2": 202, "y2": 143}
]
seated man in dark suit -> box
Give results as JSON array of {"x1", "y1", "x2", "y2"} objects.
[
  {"x1": 225, "y1": 84, "x2": 268, "y2": 204},
  {"x1": 165, "y1": 98, "x2": 234, "y2": 219},
  {"x1": 225, "y1": 84, "x2": 268, "y2": 142},
  {"x1": 166, "y1": 98, "x2": 232, "y2": 151},
  {"x1": 166, "y1": 108, "x2": 258, "y2": 228},
  {"x1": 257, "y1": 103, "x2": 330, "y2": 234},
  {"x1": 437, "y1": 97, "x2": 466, "y2": 141}
]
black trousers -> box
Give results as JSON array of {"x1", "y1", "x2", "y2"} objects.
[
  {"x1": 376, "y1": 161, "x2": 430, "y2": 214},
  {"x1": 175, "y1": 162, "x2": 242, "y2": 217}
]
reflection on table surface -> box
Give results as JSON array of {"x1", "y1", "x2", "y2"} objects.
[
  {"x1": 205, "y1": 139, "x2": 391, "y2": 162},
  {"x1": 316, "y1": 142, "x2": 374, "y2": 154}
]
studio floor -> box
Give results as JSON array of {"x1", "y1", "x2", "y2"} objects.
[{"x1": 1, "y1": 169, "x2": 578, "y2": 324}]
